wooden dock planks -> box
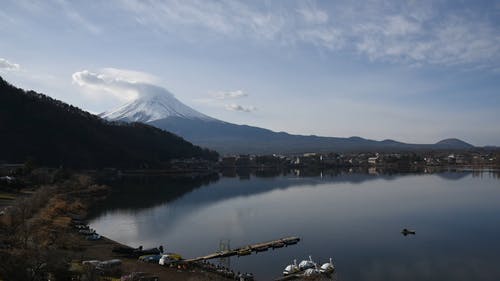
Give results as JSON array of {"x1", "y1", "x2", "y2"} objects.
[{"x1": 185, "y1": 236, "x2": 300, "y2": 262}]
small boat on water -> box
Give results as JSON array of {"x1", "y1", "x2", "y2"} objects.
[
  {"x1": 319, "y1": 258, "x2": 335, "y2": 273},
  {"x1": 283, "y1": 259, "x2": 299, "y2": 276},
  {"x1": 303, "y1": 267, "x2": 321, "y2": 277},
  {"x1": 298, "y1": 256, "x2": 316, "y2": 271},
  {"x1": 279, "y1": 256, "x2": 334, "y2": 280},
  {"x1": 401, "y1": 228, "x2": 416, "y2": 236}
]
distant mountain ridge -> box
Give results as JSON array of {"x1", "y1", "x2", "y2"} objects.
[
  {"x1": 101, "y1": 86, "x2": 475, "y2": 154},
  {"x1": 0, "y1": 76, "x2": 218, "y2": 168}
]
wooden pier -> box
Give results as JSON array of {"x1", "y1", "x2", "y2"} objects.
[{"x1": 185, "y1": 236, "x2": 300, "y2": 262}]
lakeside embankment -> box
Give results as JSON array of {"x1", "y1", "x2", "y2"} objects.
[{"x1": 0, "y1": 173, "x2": 233, "y2": 281}]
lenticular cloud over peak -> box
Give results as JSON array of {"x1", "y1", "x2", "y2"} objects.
[{"x1": 72, "y1": 68, "x2": 213, "y2": 123}]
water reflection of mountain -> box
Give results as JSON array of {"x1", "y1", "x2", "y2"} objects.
[
  {"x1": 89, "y1": 169, "x2": 482, "y2": 219},
  {"x1": 89, "y1": 173, "x2": 220, "y2": 218}
]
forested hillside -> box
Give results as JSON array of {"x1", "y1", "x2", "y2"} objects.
[{"x1": 0, "y1": 77, "x2": 218, "y2": 168}]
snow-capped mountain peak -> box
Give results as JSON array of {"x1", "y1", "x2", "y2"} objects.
[{"x1": 101, "y1": 88, "x2": 213, "y2": 123}]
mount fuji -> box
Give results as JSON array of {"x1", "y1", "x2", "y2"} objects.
[
  {"x1": 100, "y1": 87, "x2": 214, "y2": 123},
  {"x1": 101, "y1": 88, "x2": 474, "y2": 154}
]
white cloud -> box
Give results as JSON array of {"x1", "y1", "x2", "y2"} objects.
[
  {"x1": 296, "y1": 4, "x2": 328, "y2": 24},
  {"x1": 225, "y1": 104, "x2": 256, "y2": 112},
  {"x1": 72, "y1": 68, "x2": 168, "y2": 102},
  {"x1": 213, "y1": 90, "x2": 247, "y2": 99},
  {"x1": 99, "y1": 68, "x2": 158, "y2": 83},
  {"x1": 194, "y1": 90, "x2": 252, "y2": 112},
  {"x1": 0, "y1": 58, "x2": 20, "y2": 71}
]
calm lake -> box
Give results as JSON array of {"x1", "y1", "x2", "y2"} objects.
[{"x1": 89, "y1": 169, "x2": 500, "y2": 281}]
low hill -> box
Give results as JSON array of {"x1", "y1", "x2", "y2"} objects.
[
  {"x1": 0, "y1": 77, "x2": 218, "y2": 168},
  {"x1": 434, "y1": 138, "x2": 475, "y2": 150},
  {"x1": 151, "y1": 117, "x2": 475, "y2": 154}
]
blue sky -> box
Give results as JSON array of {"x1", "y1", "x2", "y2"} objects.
[{"x1": 1, "y1": 0, "x2": 499, "y2": 146}]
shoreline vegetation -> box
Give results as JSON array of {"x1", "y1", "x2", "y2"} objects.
[{"x1": 0, "y1": 172, "x2": 235, "y2": 281}]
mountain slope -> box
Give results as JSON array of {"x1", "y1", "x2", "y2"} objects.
[
  {"x1": 100, "y1": 86, "x2": 213, "y2": 122},
  {"x1": 434, "y1": 138, "x2": 475, "y2": 150},
  {"x1": 151, "y1": 117, "x2": 477, "y2": 154},
  {"x1": 102, "y1": 85, "x2": 475, "y2": 154},
  {"x1": 0, "y1": 76, "x2": 218, "y2": 168},
  {"x1": 149, "y1": 117, "x2": 394, "y2": 154}
]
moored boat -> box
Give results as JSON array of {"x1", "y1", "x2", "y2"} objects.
[
  {"x1": 298, "y1": 256, "x2": 316, "y2": 271},
  {"x1": 401, "y1": 228, "x2": 416, "y2": 235},
  {"x1": 283, "y1": 259, "x2": 299, "y2": 276},
  {"x1": 319, "y1": 258, "x2": 335, "y2": 273},
  {"x1": 303, "y1": 267, "x2": 321, "y2": 277}
]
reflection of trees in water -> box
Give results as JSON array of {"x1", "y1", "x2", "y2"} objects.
[
  {"x1": 89, "y1": 168, "x2": 497, "y2": 219},
  {"x1": 471, "y1": 169, "x2": 500, "y2": 179},
  {"x1": 88, "y1": 173, "x2": 220, "y2": 218}
]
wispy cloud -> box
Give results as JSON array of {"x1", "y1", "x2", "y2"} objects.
[
  {"x1": 213, "y1": 90, "x2": 247, "y2": 99},
  {"x1": 296, "y1": 3, "x2": 329, "y2": 24},
  {"x1": 7, "y1": 0, "x2": 101, "y2": 34},
  {"x1": 119, "y1": 0, "x2": 284, "y2": 39},
  {"x1": 298, "y1": 27, "x2": 343, "y2": 50},
  {"x1": 195, "y1": 89, "x2": 255, "y2": 113},
  {"x1": 225, "y1": 104, "x2": 257, "y2": 112},
  {"x1": 115, "y1": 0, "x2": 500, "y2": 70},
  {"x1": 0, "y1": 58, "x2": 20, "y2": 71},
  {"x1": 7, "y1": 1, "x2": 498, "y2": 69},
  {"x1": 54, "y1": 0, "x2": 101, "y2": 34}
]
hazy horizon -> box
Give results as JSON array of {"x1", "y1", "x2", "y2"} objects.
[{"x1": 1, "y1": 1, "x2": 500, "y2": 146}]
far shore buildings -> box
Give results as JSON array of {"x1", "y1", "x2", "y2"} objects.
[
  {"x1": 217, "y1": 150, "x2": 498, "y2": 169},
  {"x1": 368, "y1": 154, "x2": 380, "y2": 165}
]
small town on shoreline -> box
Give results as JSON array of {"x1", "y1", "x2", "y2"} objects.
[{"x1": 165, "y1": 149, "x2": 500, "y2": 172}]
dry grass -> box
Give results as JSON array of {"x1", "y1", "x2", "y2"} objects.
[{"x1": 1, "y1": 174, "x2": 232, "y2": 281}]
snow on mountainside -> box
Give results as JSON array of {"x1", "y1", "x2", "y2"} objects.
[{"x1": 100, "y1": 88, "x2": 214, "y2": 122}]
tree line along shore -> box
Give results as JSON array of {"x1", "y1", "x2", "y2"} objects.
[{"x1": 0, "y1": 169, "x2": 235, "y2": 281}]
